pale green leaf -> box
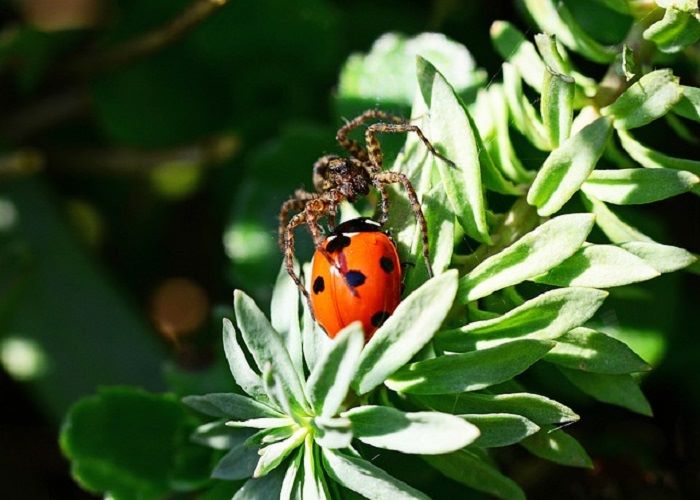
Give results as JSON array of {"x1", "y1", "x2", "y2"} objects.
[
  {"x1": 490, "y1": 21, "x2": 545, "y2": 91},
  {"x1": 386, "y1": 339, "x2": 554, "y2": 394},
  {"x1": 617, "y1": 128, "x2": 700, "y2": 176},
  {"x1": 673, "y1": 85, "x2": 700, "y2": 122},
  {"x1": 222, "y1": 318, "x2": 268, "y2": 403},
  {"x1": 234, "y1": 290, "x2": 308, "y2": 414},
  {"x1": 602, "y1": 69, "x2": 682, "y2": 129},
  {"x1": 438, "y1": 287, "x2": 607, "y2": 351},
  {"x1": 462, "y1": 413, "x2": 540, "y2": 448},
  {"x1": 322, "y1": 449, "x2": 429, "y2": 500},
  {"x1": 521, "y1": 429, "x2": 593, "y2": 468},
  {"x1": 183, "y1": 393, "x2": 283, "y2": 420},
  {"x1": 559, "y1": 366, "x2": 653, "y2": 415},
  {"x1": 581, "y1": 168, "x2": 699, "y2": 204},
  {"x1": 280, "y1": 448, "x2": 303, "y2": 500},
  {"x1": 503, "y1": 63, "x2": 550, "y2": 151},
  {"x1": 192, "y1": 421, "x2": 254, "y2": 450},
  {"x1": 306, "y1": 323, "x2": 364, "y2": 417},
  {"x1": 643, "y1": 7, "x2": 700, "y2": 53},
  {"x1": 541, "y1": 66, "x2": 575, "y2": 148},
  {"x1": 545, "y1": 327, "x2": 651, "y2": 374},
  {"x1": 417, "y1": 57, "x2": 491, "y2": 243},
  {"x1": 580, "y1": 192, "x2": 652, "y2": 243},
  {"x1": 232, "y1": 465, "x2": 285, "y2": 499},
  {"x1": 254, "y1": 427, "x2": 307, "y2": 478},
  {"x1": 533, "y1": 244, "x2": 660, "y2": 287},
  {"x1": 414, "y1": 392, "x2": 579, "y2": 425},
  {"x1": 302, "y1": 435, "x2": 330, "y2": 500},
  {"x1": 212, "y1": 441, "x2": 259, "y2": 480},
  {"x1": 458, "y1": 214, "x2": 595, "y2": 302},
  {"x1": 621, "y1": 241, "x2": 697, "y2": 273},
  {"x1": 527, "y1": 117, "x2": 612, "y2": 216},
  {"x1": 523, "y1": 0, "x2": 617, "y2": 63},
  {"x1": 424, "y1": 450, "x2": 525, "y2": 500},
  {"x1": 311, "y1": 416, "x2": 353, "y2": 449},
  {"x1": 354, "y1": 270, "x2": 458, "y2": 395},
  {"x1": 270, "y1": 261, "x2": 303, "y2": 377},
  {"x1": 343, "y1": 405, "x2": 480, "y2": 454}
]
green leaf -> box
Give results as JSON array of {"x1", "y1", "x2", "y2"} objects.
[
  {"x1": 338, "y1": 32, "x2": 482, "y2": 107},
  {"x1": 673, "y1": 85, "x2": 700, "y2": 122},
  {"x1": 523, "y1": 0, "x2": 617, "y2": 63},
  {"x1": 270, "y1": 262, "x2": 303, "y2": 377},
  {"x1": 621, "y1": 45, "x2": 637, "y2": 81},
  {"x1": 620, "y1": 241, "x2": 697, "y2": 273},
  {"x1": 545, "y1": 327, "x2": 650, "y2": 374},
  {"x1": 192, "y1": 421, "x2": 253, "y2": 450},
  {"x1": 559, "y1": 367, "x2": 652, "y2": 415},
  {"x1": 462, "y1": 413, "x2": 540, "y2": 448},
  {"x1": 213, "y1": 440, "x2": 259, "y2": 480},
  {"x1": 438, "y1": 287, "x2": 607, "y2": 351},
  {"x1": 311, "y1": 416, "x2": 353, "y2": 449},
  {"x1": 458, "y1": 214, "x2": 595, "y2": 302},
  {"x1": 424, "y1": 450, "x2": 525, "y2": 500},
  {"x1": 353, "y1": 270, "x2": 458, "y2": 395},
  {"x1": 414, "y1": 392, "x2": 579, "y2": 426},
  {"x1": 222, "y1": 319, "x2": 268, "y2": 403},
  {"x1": 502, "y1": 63, "x2": 550, "y2": 151},
  {"x1": 306, "y1": 323, "x2": 364, "y2": 417},
  {"x1": 617, "y1": 128, "x2": 700, "y2": 177},
  {"x1": 234, "y1": 291, "x2": 308, "y2": 414},
  {"x1": 386, "y1": 339, "x2": 554, "y2": 395},
  {"x1": 580, "y1": 192, "x2": 652, "y2": 243},
  {"x1": 183, "y1": 393, "x2": 283, "y2": 420},
  {"x1": 416, "y1": 57, "x2": 491, "y2": 243},
  {"x1": 490, "y1": 21, "x2": 545, "y2": 92},
  {"x1": 536, "y1": 35, "x2": 575, "y2": 147},
  {"x1": 302, "y1": 435, "x2": 330, "y2": 500},
  {"x1": 60, "y1": 388, "x2": 211, "y2": 498},
  {"x1": 581, "y1": 168, "x2": 699, "y2": 204},
  {"x1": 527, "y1": 117, "x2": 612, "y2": 216},
  {"x1": 232, "y1": 465, "x2": 286, "y2": 500},
  {"x1": 254, "y1": 427, "x2": 307, "y2": 478},
  {"x1": 521, "y1": 429, "x2": 593, "y2": 468},
  {"x1": 643, "y1": 7, "x2": 700, "y2": 53},
  {"x1": 322, "y1": 449, "x2": 429, "y2": 500},
  {"x1": 532, "y1": 244, "x2": 660, "y2": 287},
  {"x1": 343, "y1": 405, "x2": 479, "y2": 454},
  {"x1": 280, "y1": 448, "x2": 303, "y2": 500},
  {"x1": 602, "y1": 69, "x2": 682, "y2": 129}
]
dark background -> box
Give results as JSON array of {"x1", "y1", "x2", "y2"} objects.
[{"x1": 0, "y1": 0, "x2": 698, "y2": 498}]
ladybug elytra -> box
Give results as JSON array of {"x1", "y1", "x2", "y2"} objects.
[{"x1": 310, "y1": 217, "x2": 402, "y2": 340}]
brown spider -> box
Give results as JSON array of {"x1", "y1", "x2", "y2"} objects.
[{"x1": 278, "y1": 109, "x2": 453, "y2": 306}]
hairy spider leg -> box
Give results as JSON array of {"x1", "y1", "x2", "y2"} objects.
[
  {"x1": 364, "y1": 122, "x2": 456, "y2": 171},
  {"x1": 277, "y1": 190, "x2": 316, "y2": 250},
  {"x1": 336, "y1": 109, "x2": 405, "y2": 161}
]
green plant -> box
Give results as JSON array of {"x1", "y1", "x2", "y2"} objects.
[{"x1": 60, "y1": 1, "x2": 699, "y2": 498}]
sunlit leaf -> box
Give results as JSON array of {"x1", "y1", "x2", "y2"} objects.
[
  {"x1": 521, "y1": 429, "x2": 593, "y2": 468},
  {"x1": 462, "y1": 413, "x2": 540, "y2": 448},
  {"x1": 581, "y1": 168, "x2": 699, "y2": 204}
]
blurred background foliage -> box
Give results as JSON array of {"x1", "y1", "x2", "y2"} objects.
[{"x1": 0, "y1": 0, "x2": 698, "y2": 498}]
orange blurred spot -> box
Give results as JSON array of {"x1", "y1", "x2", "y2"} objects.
[{"x1": 150, "y1": 278, "x2": 210, "y2": 341}]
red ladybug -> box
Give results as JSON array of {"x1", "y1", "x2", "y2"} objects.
[{"x1": 310, "y1": 218, "x2": 402, "y2": 340}]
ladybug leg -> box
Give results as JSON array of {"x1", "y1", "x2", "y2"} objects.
[
  {"x1": 374, "y1": 171, "x2": 433, "y2": 278},
  {"x1": 284, "y1": 212, "x2": 313, "y2": 309},
  {"x1": 277, "y1": 191, "x2": 315, "y2": 250},
  {"x1": 364, "y1": 122, "x2": 456, "y2": 171},
  {"x1": 336, "y1": 109, "x2": 404, "y2": 161}
]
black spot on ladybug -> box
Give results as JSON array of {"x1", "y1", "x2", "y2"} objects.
[
  {"x1": 313, "y1": 276, "x2": 325, "y2": 294},
  {"x1": 345, "y1": 270, "x2": 366, "y2": 287},
  {"x1": 380, "y1": 256, "x2": 395, "y2": 273},
  {"x1": 371, "y1": 311, "x2": 390, "y2": 327},
  {"x1": 326, "y1": 234, "x2": 351, "y2": 253}
]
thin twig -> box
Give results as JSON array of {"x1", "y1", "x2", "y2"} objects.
[{"x1": 66, "y1": 0, "x2": 229, "y2": 76}]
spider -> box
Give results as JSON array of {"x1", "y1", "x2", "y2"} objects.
[{"x1": 278, "y1": 109, "x2": 453, "y2": 308}]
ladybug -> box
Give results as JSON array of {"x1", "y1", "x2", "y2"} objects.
[{"x1": 310, "y1": 217, "x2": 402, "y2": 340}]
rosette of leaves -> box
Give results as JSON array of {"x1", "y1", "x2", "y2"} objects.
[{"x1": 183, "y1": 269, "x2": 486, "y2": 499}]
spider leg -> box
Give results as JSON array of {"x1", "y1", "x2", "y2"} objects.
[
  {"x1": 374, "y1": 171, "x2": 433, "y2": 278},
  {"x1": 277, "y1": 190, "x2": 316, "y2": 250},
  {"x1": 364, "y1": 122, "x2": 456, "y2": 171},
  {"x1": 284, "y1": 212, "x2": 313, "y2": 311},
  {"x1": 372, "y1": 179, "x2": 391, "y2": 225},
  {"x1": 336, "y1": 109, "x2": 405, "y2": 161}
]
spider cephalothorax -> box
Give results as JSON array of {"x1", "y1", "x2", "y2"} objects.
[{"x1": 278, "y1": 109, "x2": 453, "y2": 311}]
